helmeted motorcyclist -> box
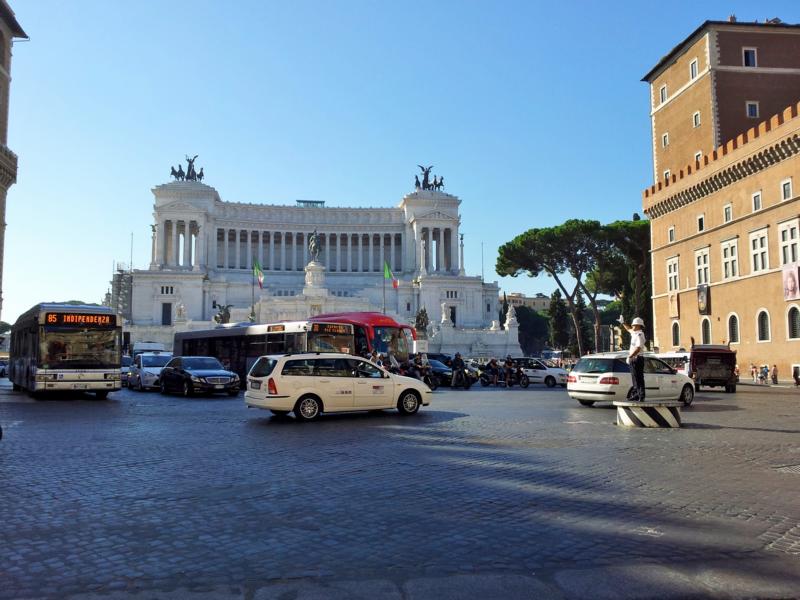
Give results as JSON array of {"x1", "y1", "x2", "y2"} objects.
[
  {"x1": 486, "y1": 357, "x2": 499, "y2": 386},
  {"x1": 451, "y1": 352, "x2": 465, "y2": 387},
  {"x1": 504, "y1": 355, "x2": 515, "y2": 386}
]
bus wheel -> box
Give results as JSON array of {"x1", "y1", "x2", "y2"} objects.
[{"x1": 95, "y1": 391, "x2": 109, "y2": 400}]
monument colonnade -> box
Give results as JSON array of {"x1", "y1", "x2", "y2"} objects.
[{"x1": 153, "y1": 220, "x2": 460, "y2": 274}]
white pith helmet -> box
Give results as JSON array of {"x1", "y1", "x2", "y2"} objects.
[{"x1": 632, "y1": 317, "x2": 645, "y2": 326}]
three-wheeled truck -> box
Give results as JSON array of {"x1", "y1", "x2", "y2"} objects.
[{"x1": 688, "y1": 344, "x2": 738, "y2": 393}]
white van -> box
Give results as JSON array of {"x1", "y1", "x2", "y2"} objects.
[
  {"x1": 655, "y1": 351, "x2": 690, "y2": 377},
  {"x1": 132, "y1": 341, "x2": 167, "y2": 358}
]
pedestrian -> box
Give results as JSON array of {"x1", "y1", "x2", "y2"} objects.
[
  {"x1": 771, "y1": 364, "x2": 778, "y2": 385},
  {"x1": 622, "y1": 316, "x2": 647, "y2": 402},
  {"x1": 793, "y1": 366, "x2": 800, "y2": 387},
  {"x1": 751, "y1": 363, "x2": 758, "y2": 383},
  {"x1": 759, "y1": 365, "x2": 768, "y2": 384}
]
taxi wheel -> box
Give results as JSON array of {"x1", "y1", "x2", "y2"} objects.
[
  {"x1": 295, "y1": 395, "x2": 322, "y2": 421},
  {"x1": 545, "y1": 376, "x2": 556, "y2": 388},
  {"x1": 397, "y1": 390, "x2": 420, "y2": 415},
  {"x1": 578, "y1": 400, "x2": 595, "y2": 407},
  {"x1": 681, "y1": 384, "x2": 694, "y2": 407}
]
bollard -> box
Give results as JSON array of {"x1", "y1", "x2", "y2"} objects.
[{"x1": 613, "y1": 400, "x2": 682, "y2": 428}]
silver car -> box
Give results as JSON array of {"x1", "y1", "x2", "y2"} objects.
[{"x1": 129, "y1": 352, "x2": 173, "y2": 392}]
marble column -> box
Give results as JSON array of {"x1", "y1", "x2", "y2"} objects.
[
  {"x1": 183, "y1": 222, "x2": 192, "y2": 267},
  {"x1": 223, "y1": 229, "x2": 230, "y2": 269},
  {"x1": 269, "y1": 232, "x2": 275, "y2": 270},
  {"x1": 379, "y1": 232, "x2": 384, "y2": 271},
  {"x1": 437, "y1": 228, "x2": 444, "y2": 272},
  {"x1": 171, "y1": 220, "x2": 178, "y2": 267},
  {"x1": 459, "y1": 233, "x2": 465, "y2": 275},
  {"x1": 234, "y1": 229, "x2": 241, "y2": 270},
  {"x1": 351, "y1": 234, "x2": 358, "y2": 271},
  {"x1": 449, "y1": 227, "x2": 458, "y2": 272},
  {"x1": 281, "y1": 232, "x2": 286, "y2": 270},
  {"x1": 193, "y1": 224, "x2": 202, "y2": 271},
  {"x1": 257, "y1": 231, "x2": 264, "y2": 268}
]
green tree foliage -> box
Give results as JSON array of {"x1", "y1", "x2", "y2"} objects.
[
  {"x1": 547, "y1": 290, "x2": 570, "y2": 350},
  {"x1": 568, "y1": 292, "x2": 593, "y2": 356},
  {"x1": 497, "y1": 220, "x2": 604, "y2": 355},
  {"x1": 589, "y1": 219, "x2": 652, "y2": 343},
  {"x1": 0, "y1": 321, "x2": 10, "y2": 334},
  {"x1": 515, "y1": 306, "x2": 549, "y2": 356}
]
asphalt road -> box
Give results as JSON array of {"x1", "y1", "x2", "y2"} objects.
[{"x1": 1, "y1": 381, "x2": 799, "y2": 599}]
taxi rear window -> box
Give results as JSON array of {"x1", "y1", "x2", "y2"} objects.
[
  {"x1": 573, "y1": 358, "x2": 630, "y2": 374},
  {"x1": 250, "y1": 357, "x2": 278, "y2": 378}
]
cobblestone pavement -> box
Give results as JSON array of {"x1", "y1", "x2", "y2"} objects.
[{"x1": 1, "y1": 381, "x2": 800, "y2": 599}]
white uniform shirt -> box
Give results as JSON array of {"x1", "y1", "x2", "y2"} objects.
[{"x1": 629, "y1": 330, "x2": 646, "y2": 358}]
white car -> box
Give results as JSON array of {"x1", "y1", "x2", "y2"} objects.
[
  {"x1": 514, "y1": 357, "x2": 568, "y2": 387},
  {"x1": 129, "y1": 351, "x2": 173, "y2": 391},
  {"x1": 244, "y1": 353, "x2": 433, "y2": 421},
  {"x1": 567, "y1": 352, "x2": 694, "y2": 407}
]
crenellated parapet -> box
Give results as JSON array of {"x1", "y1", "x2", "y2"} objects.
[{"x1": 643, "y1": 101, "x2": 800, "y2": 219}]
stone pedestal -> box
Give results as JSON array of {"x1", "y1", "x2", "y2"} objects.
[
  {"x1": 303, "y1": 261, "x2": 328, "y2": 297},
  {"x1": 613, "y1": 400, "x2": 682, "y2": 428}
]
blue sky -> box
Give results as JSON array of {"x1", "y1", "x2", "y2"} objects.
[{"x1": 3, "y1": 0, "x2": 798, "y2": 322}]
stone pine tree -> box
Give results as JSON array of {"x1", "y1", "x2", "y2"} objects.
[
  {"x1": 515, "y1": 306, "x2": 549, "y2": 356},
  {"x1": 414, "y1": 307, "x2": 429, "y2": 339},
  {"x1": 497, "y1": 220, "x2": 604, "y2": 356},
  {"x1": 569, "y1": 292, "x2": 592, "y2": 356},
  {"x1": 547, "y1": 290, "x2": 570, "y2": 351}
]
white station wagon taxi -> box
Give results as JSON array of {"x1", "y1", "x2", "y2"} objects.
[
  {"x1": 244, "y1": 353, "x2": 433, "y2": 421},
  {"x1": 567, "y1": 352, "x2": 695, "y2": 407}
]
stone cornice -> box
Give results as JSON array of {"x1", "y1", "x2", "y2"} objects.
[
  {"x1": 644, "y1": 132, "x2": 800, "y2": 220},
  {"x1": 0, "y1": 144, "x2": 18, "y2": 188}
]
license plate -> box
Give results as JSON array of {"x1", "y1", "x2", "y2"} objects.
[
  {"x1": 72, "y1": 383, "x2": 87, "y2": 389},
  {"x1": 580, "y1": 376, "x2": 595, "y2": 383},
  {"x1": 214, "y1": 384, "x2": 224, "y2": 389},
  {"x1": 250, "y1": 380, "x2": 261, "y2": 390}
]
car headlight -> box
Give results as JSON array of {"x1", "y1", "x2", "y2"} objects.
[
  {"x1": 191, "y1": 375, "x2": 202, "y2": 383},
  {"x1": 232, "y1": 374, "x2": 240, "y2": 381}
]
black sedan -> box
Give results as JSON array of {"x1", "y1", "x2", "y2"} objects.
[{"x1": 159, "y1": 356, "x2": 240, "y2": 397}]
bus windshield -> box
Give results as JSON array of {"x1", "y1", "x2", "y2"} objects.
[
  {"x1": 370, "y1": 326, "x2": 410, "y2": 361},
  {"x1": 307, "y1": 331, "x2": 355, "y2": 354},
  {"x1": 39, "y1": 328, "x2": 121, "y2": 369}
]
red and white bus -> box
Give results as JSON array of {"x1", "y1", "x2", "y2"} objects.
[{"x1": 309, "y1": 312, "x2": 416, "y2": 362}]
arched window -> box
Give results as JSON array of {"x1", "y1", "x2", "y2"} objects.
[
  {"x1": 671, "y1": 321, "x2": 680, "y2": 347},
  {"x1": 757, "y1": 310, "x2": 770, "y2": 342},
  {"x1": 701, "y1": 318, "x2": 711, "y2": 344},
  {"x1": 728, "y1": 315, "x2": 739, "y2": 343},
  {"x1": 789, "y1": 307, "x2": 800, "y2": 339}
]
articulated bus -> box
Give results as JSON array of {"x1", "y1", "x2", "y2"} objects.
[
  {"x1": 309, "y1": 312, "x2": 415, "y2": 362},
  {"x1": 173, "y1": 321, "x2": 357, "y2": 381},
  {"x1": 9, "y1": 303, "x2": 123, "y2": 398}
]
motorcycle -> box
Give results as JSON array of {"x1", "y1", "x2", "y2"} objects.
[
  {"x1": 390, "y1": 362, "x2": 438, "y2": 391},
  {"x1": 479, "y1": 366, "x2": 529, "y2": 388},
  {"x1": 450, "y1": 366, "x2": 473, "y2": 390}
]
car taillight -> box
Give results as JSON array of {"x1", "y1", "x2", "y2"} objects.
[
  {"x1": 267, "y1": 378, "x2": 277, "y2": 395},
  {"x1": 598, "y1": 376, "x2": 619, "y2": 385},
  {"x1": 567, "y1": 375, "x2": 576, "y2": 383}
]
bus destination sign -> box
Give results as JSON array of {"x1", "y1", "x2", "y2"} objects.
[
  {"x1": 267, "y1": 324, "x2": 285, "y2": 332},
  {"x1": 45, "y1": 312, "x2": 117, "y2": 327},
  {"x1": 311, "y1": 323, "x2": 350, "y2": 335}
]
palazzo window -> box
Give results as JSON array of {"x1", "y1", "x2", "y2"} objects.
[
  {"x1": 667, "y1": 257, "x2": 679, "y2": 292},
  {"x1": 692, "y1": 112, "x2": 701, "y2": 128},
  {"x1": 690, "y1": 58, "x2": 698, "y2": 80},
  {"x1": 695, "y1": 248, "x2": 710, "y2": 285},
  {"x1": 746, "y1": 101, "x2": 759, "y2": 119},
  {"x1": 752, "y1": 191, "x2": 762, "y2": 212},
  {"x1": 750, "y1": 229, "x2": 769, "y2": 273},
  {"x1": 782, "y1": 178, "x2": 793, "y2": 201},
  {"x1": 721, "y1": 240, "x2": 738, "y2": 280},
  {"x1": 780, "y1": 220, "x2": 799, "y2": 265},
  {"x1": 743, "y1": 48, "x2": 757, "y2": 67},
  {"x1": 728, "y1": 315, "x2": 740, "y2": 344}
]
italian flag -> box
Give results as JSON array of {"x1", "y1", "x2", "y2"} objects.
[
  {"x1": 384, "y1": 261, "x2": 399, "y2": 289},
  {"x1": 253, "y1": 258, "x2": 264, "y2": 289}
]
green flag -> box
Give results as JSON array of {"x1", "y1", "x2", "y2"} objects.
[{"x1": 253, "y1": 258, "x2": 264, "y2": 289}]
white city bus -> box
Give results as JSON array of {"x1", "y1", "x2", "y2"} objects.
[
  {"x1": 9, "y1": 303, "x2": 123, "y2": 398},
  {"x1": 173, "y1": 320, "x2": 356, "y2": 381}
]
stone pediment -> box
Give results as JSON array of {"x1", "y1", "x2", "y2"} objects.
[
  {"x1": 412, "y1": 209, "x2": 456, "y2": 222},
  {"x1": 158, "y1": 201, "x2": 206, "y2": 214}
]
